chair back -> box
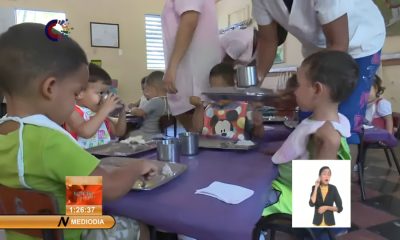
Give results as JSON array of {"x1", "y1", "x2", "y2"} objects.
[
  {"x1": 393, "y1": 112, "x2": 400, "y2": 139},
  {"x1": 0, "y1": 185, "x2": 63, "y2": 240},
  {"x1": 159, "y1": 115, "x2": 177, "y2": 136}
]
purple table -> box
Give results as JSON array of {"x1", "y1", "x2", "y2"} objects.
[
  {"x1": 104, "y1": 146, "x2": 279, "y2": 240},
  {"x1": 263, "y1": 124, "x2": 292, "y2": 142}
]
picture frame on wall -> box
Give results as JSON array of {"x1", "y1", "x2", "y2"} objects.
[{"x1": 90, "y1": 22, "x2": 119, "y2": 48}]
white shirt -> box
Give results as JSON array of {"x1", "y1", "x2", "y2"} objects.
[
  {"x1": 365, "y1": 98, "x2": 392, "y2": 124},
  {"x1": 138, "y1": 95, "x2": 148, "y2": 109},
  {"x1": 252, "y1": 0, "x2": 385, "y2": 58},
  {"x1": 272, "y1": 113, "x2": 351, "y2": 164},
  {"x1": 219, "y1": 28, "x2": 256, "y2": 65}
]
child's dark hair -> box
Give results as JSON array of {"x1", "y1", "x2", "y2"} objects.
[
  {"x1": 146, "y1": 71, "x2": 164, "y2": 87},
  {"x1": 0, "y1": 23, "x2": 88, "y2": 95},
  {"x1": 373, "y1": 75, "x2": 385, "y2": 97},
  {"x1": 88, "y1": 63, "x2": 112, "y2": 85},
  {"x1": 209, "y1": 63, "x2": 236, "y2": 86},
  {"x1": 319, "y1": 166, "x2": 331, "y2": 176},
  {"x1": 141, "y1": 76, "x2": 147, "y2": 85},
  {"x1": 302, "y1": 50, "x2": 358, "y2": 102},
  {"x1": 285, "y1": 74, "x2": 298, "y2": 91}
]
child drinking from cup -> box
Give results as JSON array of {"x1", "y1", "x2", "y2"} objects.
[{"x1": 64, "y1": 63, "x2": 127, "y2": 149}]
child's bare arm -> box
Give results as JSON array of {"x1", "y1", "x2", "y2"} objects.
[
  {"x1": 66, "y1": 109, "x2": 110, "y2": 139},
  {"x1": 384, "y1": 114, "x2": 394, "y2": 134},
  {"x1": 313, "y1": 122, "x2": 341, "y2": 159},
  {"x1": 131, "y1": 107, "x2": 146, "y2": 117},
  {"x1": 251, "y1": 110, "x2": 264, "y2": 139},
  {"x1": 108, "y1": 110, "x2": 127, "y2": 137},
  {"x1": 66, "y1": 95, "x2": 120, "y2": 138},
  {"x1": 90, "y1": 159, "x2": 158, "y2": 201},
  {"x1": 190, "y1": 96, "x2": 204, "y2": 133}
]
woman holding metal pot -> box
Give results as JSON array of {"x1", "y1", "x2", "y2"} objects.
[{"x1": 252, "y1": 0, "x2": 385, "y2": 145}]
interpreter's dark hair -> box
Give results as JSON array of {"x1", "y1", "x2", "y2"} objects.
[
  {"x1": 88, "y1": 63, "x2": 112, "y2": 85},
  {"x1": 0, "y1": 23, "x2": 88, "y2": 95},
  {"x1": 209, "y1": 63, "x2": 236, "y2": 87},
  {"x1": 373, "y1": 75, "x2": 385, "y2": 97},
  {"x1": 319, "y1": 166, "x2": 331, "y2": 176},
  {"x1": 302, "y1": 50, "x2": 359, "y2": 102},
  {"x1": 145, "y1": 71, "x2": 164, "y2": 87}
]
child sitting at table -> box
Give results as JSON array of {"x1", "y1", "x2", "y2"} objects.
[
  {"x1": 0, "y1": 23, "x2": 157, "y2": 240},
  {"x1": 262, "y1": 50, "x2": 357, "y2": 219},
  {"x1": 64, "y1": 63, "x2": 127, "y2": 149},
  {"x1": 190, "y1": 63, "x2": 264, "y2": 140},
  {"x1": 128, "y1": 76, "x2": 149, "y2": 109},
  {"x1": 365, "y1": 75, "x2": 394, "y2": 133},
  {"x1": 128, "y1": 71, "x2": 169, "y2": 140}
]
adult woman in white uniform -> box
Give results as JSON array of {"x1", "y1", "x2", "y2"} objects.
[
  {"x1": 252, "y1": 0, "x2": 385, "y2": 145},
  {"x1": 162, "y1": 0, "x2": 221, "y2": 131}
]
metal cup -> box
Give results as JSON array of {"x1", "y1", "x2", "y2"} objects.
[
  {"x1": 179, "y1": 132, "x2": 199, "y2": 156},
  {"x1": 101, "y1": 93, "x2": 124, "y2": 116},
  {"x1": 156, "y1": 138, "x2": 180, "y2": 163},
  {"x1": 236, "y1": 66, "x2": 257, "y2": 88}
]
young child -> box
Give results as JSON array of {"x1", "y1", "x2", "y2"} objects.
[
  {"x1": 0, "y1": 23, "x2": 157, "y2": 240},
  {"x1": 64, "y1": 63, "x2": 127, "y2": 149},
  {"x1": 190, "y1": 63, "x2": 264, "y2": 140},
  {"x1": 128, "y1": 76, "x2": 149, "y2": 109},
  {"x1": 263, "y1": 50, "x2": 358, "y2": 219},
  {"x1": 365, "y1": 75, "x2": 394, "y2": 133},
  {"x1": 129, "y1": 71, "x2": 169, "y2": 140}
]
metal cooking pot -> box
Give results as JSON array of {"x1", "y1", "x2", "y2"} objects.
[{"x1": 236, "y1": 66, "x2": 257, "y2": 88}]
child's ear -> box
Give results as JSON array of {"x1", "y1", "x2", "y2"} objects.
[
  {"x1": 313, "y1": 82, "x2": 325, "y2": 96},
  {"x1": 40, "y1": 77, "x2": 57, "y2": 100}
]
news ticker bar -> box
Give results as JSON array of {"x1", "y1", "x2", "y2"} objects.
[{"x1": 0, "y1": 215, "x2": 115, "y2": 229}]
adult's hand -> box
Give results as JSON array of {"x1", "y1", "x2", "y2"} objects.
[
  {"x1": 164, "y1": 68, "x2": 178, "y2": 94},
  {"x1": 315, "y1": 178, "x2": 320, "y2": 188},
  {"x1": 318, "y1": 206, "x2": 328, "y2": 214}
]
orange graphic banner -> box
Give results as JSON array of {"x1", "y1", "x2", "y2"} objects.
[
  {"x1": 66, "y1": 176, "x2": 102, "y2": 215},
  {"x1": 0, "y1": 215, "x2": 115, "y2": 229}
]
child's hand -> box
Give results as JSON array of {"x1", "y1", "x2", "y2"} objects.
[
  {"x1": 100, "y1": 93, "x2": 122, "y2": 115},
  {"x1": 190, "y1": 96, "x2": 202, "y2": 107},
  {"x1": 137, "y1": 160, "x2": 159, "y2": 181},
  {"x1": 252, "y1": 110, "x2": 263, "y2": 127}
]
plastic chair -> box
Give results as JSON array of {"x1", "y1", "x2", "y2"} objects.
[
  {"x1": 357, "y1": 112, "x2": 400, "y2": 200},
  {"x1": 252, "y1": 213, "x2": 335, "y2": 240},
  {"x1": 159, "y1": 115, "x2": 177, "y2": 137},
  {"x1": 0, "y1": 184, "x2": 63, "y2": 240},
  {"x1": 0, "y1": 103, "x2": 6, "y2": 118}
]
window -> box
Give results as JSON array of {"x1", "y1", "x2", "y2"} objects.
[
  {"x1": 15, "y1": 9, "x2": 66, "y2": 31},
  {"x1": 145, "y1": 14, "x2": 165, "y2": 70}
]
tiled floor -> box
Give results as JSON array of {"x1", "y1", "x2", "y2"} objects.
[{"x1": 336, "y1": 145, "x2": 400, "y2": 240}]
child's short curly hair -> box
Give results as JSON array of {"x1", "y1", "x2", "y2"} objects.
[{"x1": 0, "y1": 23, "x2": 87, "y2": 96}]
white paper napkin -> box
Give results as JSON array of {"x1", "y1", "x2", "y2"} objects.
[{"x1": 195, "y1": 181, "x2": 254, "y2": 204}]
